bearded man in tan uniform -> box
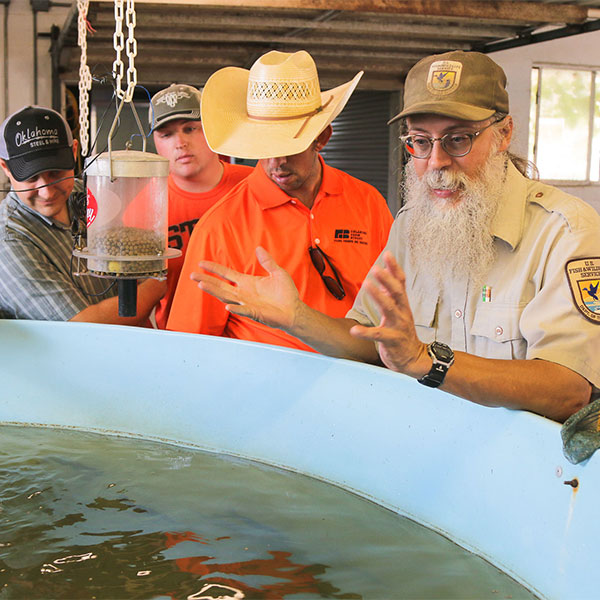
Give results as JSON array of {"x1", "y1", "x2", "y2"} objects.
[{"x1": 190, "y1": 51, "x2": 600, "y2": 423}]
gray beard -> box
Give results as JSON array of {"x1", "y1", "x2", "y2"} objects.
[{"x1": 402, "y1": 152, "x2": 508, "y2": 288}]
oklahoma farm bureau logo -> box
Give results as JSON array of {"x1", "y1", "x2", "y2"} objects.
[{"x1": 334, "y1": 229, "x2": 367, "y2": 245}]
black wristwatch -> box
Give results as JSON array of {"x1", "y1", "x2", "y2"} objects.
[{"x1": 417, "y1": 341, "x2": 454, "y2": 388}]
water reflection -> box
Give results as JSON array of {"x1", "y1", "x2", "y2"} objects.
[
  {"x1": 2, "y1": 528, "x2": 359, "y2": 599},
  {"x1": 0, "y1": 425, "x2": 534, "y2": 600}
]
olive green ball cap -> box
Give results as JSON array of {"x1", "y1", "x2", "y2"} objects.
[{"x1": 389, "y1": 50, "x2": 509, "y2": 124}]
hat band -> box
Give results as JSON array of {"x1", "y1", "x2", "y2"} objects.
[{"x1": 247, "y1": 96, "x2": 333, "y2": 139}]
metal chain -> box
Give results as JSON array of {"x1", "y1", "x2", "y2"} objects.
[
  {"x1": 77, "y1": 0, "x2": 92, "y2": 157},
  {"x1": 124, "y1": 0, "x2": 138, "y2": 101},
  {"x1": 112, "y1": 0, "x2": 125, "y2": 98},
  {"x1": 112, "y1": 0, "x2": 137, "y2": 103}
]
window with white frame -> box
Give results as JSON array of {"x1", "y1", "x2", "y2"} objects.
[{"x1": 529, "y1": 66, "x2": 600, "y2": 182}]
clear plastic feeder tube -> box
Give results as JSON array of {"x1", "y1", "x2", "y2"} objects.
[{"x1": 75, "y1": 150, "x2": 180, "y2": 279}]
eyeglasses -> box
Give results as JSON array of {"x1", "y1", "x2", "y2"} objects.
[
  {"x1": 308, "y1": 246, "x2": 346, "y2": 300},
  {"x1": 400, "y1": 117, "x2": 504, "y2": 159}
]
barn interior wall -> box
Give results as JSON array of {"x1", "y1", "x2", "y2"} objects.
[
  {"x1": 1, "y1": 1, "x2": 599, "y2": 215},
  {"x1": 0, "y1": 0, "x2": 70, "y2": 188},
  {"x1": 1, "y1": 0, "x2": 66, "y2": 116}
]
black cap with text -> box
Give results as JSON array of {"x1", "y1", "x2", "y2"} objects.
[{"x1": 0, "y1": 106, "x2": 75, "y2": 182}]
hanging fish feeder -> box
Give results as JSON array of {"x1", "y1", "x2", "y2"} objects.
[{"x1": 73, "y1": 150, "x2": 180, "y2": 316}]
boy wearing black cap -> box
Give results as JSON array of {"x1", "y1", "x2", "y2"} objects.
[{"x1": 0, "y1": 105, "x2": 165, "y2": 323}]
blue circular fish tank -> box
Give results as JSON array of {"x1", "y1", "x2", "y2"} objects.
[{"x1": 1, "y1": 320, "x2": 597, "y2": 599}]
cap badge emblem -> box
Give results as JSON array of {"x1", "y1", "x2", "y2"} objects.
[
  {"x1": 427, "y1": 60, "x2": 463, "y2": 96},
  {"x1": 157, "y1": 90, "x2": 192, "y2": 108}
]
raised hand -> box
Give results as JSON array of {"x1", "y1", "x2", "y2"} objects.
[
  {"x1": 190, "y1": 246, "x2": 301, "y2": 331},
  {"x1": 349, "y1": 252, "x2": 428, "y2": 377}
]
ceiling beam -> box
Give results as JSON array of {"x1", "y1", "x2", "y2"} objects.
[
  {"x1": 81, "y1": 49, "x2": 405, "y2": 74},
  {"x1": 90, "y1": 11, "x2": 516, "y2": 40},
  {"x1": 63, "y1": 66, "x2": 403, "y2": 91},
  {"x1": 80, "y1": 29, "x2": 472, "y2": 53},
  {"x1": 90, "y1": 0, "x2": 589, "y2": 25}
]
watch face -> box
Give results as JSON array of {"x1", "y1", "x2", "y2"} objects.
[{"x1": 431, "y1": 342, "x2": 453, "y2": 361}]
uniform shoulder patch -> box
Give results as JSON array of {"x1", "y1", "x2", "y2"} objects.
[{"x1": 565, "y1": 258, "x2": 600, "y2": 323}]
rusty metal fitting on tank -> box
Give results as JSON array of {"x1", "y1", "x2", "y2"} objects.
[{"x1": 563, "y1": 478, "x2": 579, "y2": 488}]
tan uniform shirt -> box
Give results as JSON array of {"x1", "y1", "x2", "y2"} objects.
[{"x1": 348, "y1": 162, "x2": 600, "y2": 389}]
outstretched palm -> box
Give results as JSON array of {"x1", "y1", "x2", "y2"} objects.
[
  {"x1": 350, "y1": 252, "x2": 427, "y2": 376},
  {"x1": 190, "y1": 246, "x2": 300, "y2": 331}
]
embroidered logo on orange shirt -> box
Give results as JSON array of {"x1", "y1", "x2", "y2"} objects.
[{"x1": 334, "y1": 229, "x2": 367, "y2": 244}]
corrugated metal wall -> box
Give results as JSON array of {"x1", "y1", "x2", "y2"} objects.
[{"x1": 321, "y1": 90, "x2": 400, "y2": 212}]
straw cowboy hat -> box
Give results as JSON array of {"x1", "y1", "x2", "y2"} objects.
[{"x1": 201, "y1": 50, "x2": 363, "y2": 159}]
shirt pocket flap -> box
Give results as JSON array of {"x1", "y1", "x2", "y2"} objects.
[
  {"x1": 412, "y1": 293, "x2": 438, "y2": 329},
  {"x1": 470, "y1": 303, "x2": 523, "y2": 342}
]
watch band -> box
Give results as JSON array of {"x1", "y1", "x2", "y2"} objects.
[{"x1": 417, "y1": 342, "x2": 454, "y2": 388}]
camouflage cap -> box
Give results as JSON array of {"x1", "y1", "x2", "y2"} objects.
[
  {"x1": 389, "y1": 50, "x2": 509, "y2": 124},
  {"x1": 149, "y1": 84, "x2": 202, "y2": 132}
]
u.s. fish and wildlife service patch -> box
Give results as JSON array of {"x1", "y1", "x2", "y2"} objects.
[
  {"x1": 566, "y1": 258, "x2": 600, "y2": 323},
  {"x1": 427, "y1": 61, "x2": 463, "y2": 96}
]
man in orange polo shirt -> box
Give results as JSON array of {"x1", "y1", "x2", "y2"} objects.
[
  {"x1": 167, "y1": 51, "x2": 393, "y2": 351},
  {"x1": 149, "y1": 84, "x2": 252, "y2": 329}
]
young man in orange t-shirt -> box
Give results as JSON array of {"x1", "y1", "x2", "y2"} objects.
[
  {"x1": 149, "y1": 84, "x2": 252, "y2": 328},
  {"x1": 167, "y1": 52, "x2": 393, "y2": 351}
]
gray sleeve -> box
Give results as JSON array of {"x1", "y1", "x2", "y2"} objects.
[{"x1": 0, "y1": 233, "x2": 90, "y2": 320}]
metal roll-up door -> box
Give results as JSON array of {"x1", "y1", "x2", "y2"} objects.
[{"x1": 320, "y1": 90, "x2": 399, "y2": 212}]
